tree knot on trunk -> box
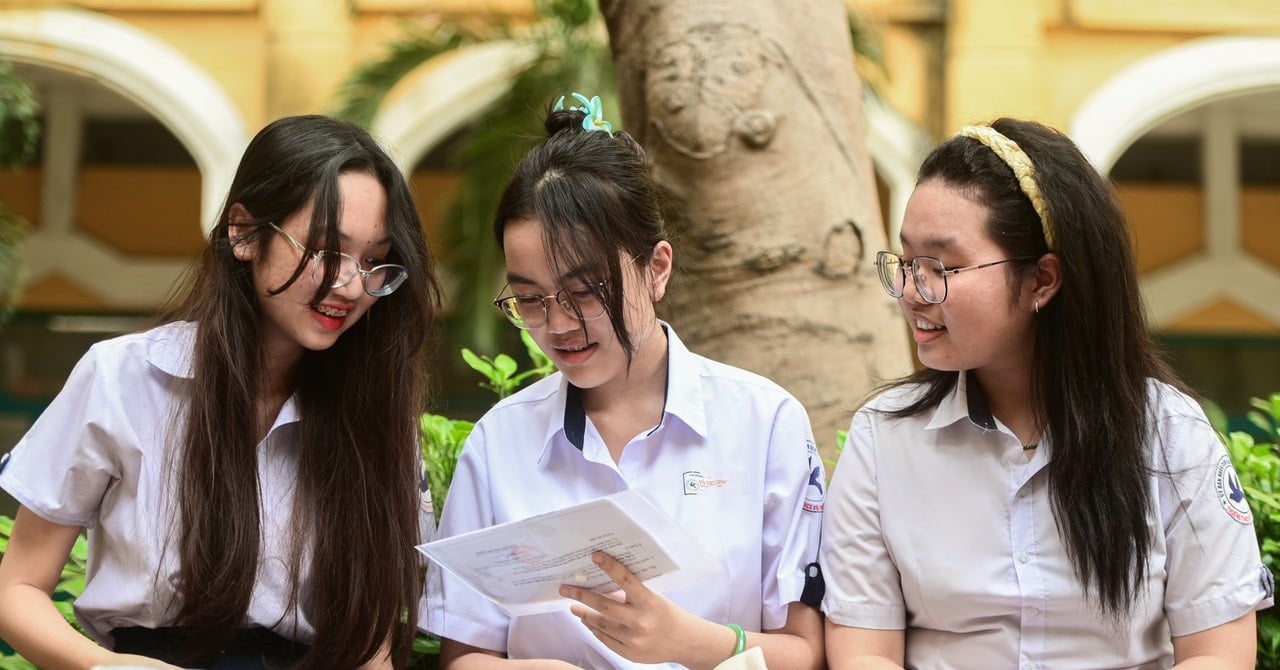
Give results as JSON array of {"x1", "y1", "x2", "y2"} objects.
[{"x1": 815, "y1": 220, "x2": 864, "y2": 279}]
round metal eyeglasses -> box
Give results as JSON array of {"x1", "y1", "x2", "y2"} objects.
[
  {"x1": 875, "y1": 250, "x2": 1037, "y2": 304},
  {"x1": 269, "y1": 223, "x2": 407, "y2": 297},
  {"x1": 493, "y1": 283, "x2": 607, "y2": 330}
]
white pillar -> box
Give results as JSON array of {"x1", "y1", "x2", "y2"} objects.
[
  {"x1": 1201, "y1": 103, "x2": 1240, "y2": 256},
  {"x1": 39, "y1": 86, "x2": 82, "y2": 235}
]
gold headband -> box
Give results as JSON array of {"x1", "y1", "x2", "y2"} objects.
[{"x1": 958, "y1": 125, "x2": 1056, "y2": 250}]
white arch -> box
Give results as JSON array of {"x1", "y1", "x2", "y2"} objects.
[
  {"x1": 373, "y1": 41, "x2": 539, "y2": 172},
  {"x1": 0, "y1": 7, "x2": 249, "y2": 229},
  {"x1": 373, "y1": 41, "x2": 928, "y2": 249},
  {"x1": 1070, "y1": 36, "x2": 1280, "y2": 174},
  {"x1": 1070, "y1": 36, "x2": 1280, "y2": 329}
]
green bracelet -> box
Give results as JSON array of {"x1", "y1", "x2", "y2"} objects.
[{"x1": 726, "y1": 623, "x2": 747, "y2": 656}]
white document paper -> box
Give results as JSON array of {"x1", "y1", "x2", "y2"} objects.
[{"x1": 418, "y1": 489, "x2": 724, "y2": 616}]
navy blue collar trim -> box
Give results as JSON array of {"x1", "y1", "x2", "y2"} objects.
[
  {"x1": 564, "y1": 383, "x2": 586, "y2": 450},
  {"x1": 964, "y1": 371, "x2": 997, "y2": 431}
]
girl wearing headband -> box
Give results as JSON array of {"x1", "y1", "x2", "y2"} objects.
[
  {"x1": 425, "y1": 95, "x2": 826, "y2": 669},
  {"x1": 820, "y1": 118, "x2": 1270, "y2": 668}
]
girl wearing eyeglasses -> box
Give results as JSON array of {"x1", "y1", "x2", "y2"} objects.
[
  {"x1": 425, "y1": 96, "x2": 826, "y2": 670},
  {"x1": 820, "y1": 118, "x2": 1270, "y2": 669},
  {"x1": 0, "y1": 115, "x2": 442, "y2": 669}
]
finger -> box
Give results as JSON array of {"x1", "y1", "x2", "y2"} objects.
[
  {"x1": 574, "y1": 608, "x2": 629, "y2": 652},
  {"x1": 562, "y1": 584, "x2": 623, "y2": 616},
  {"x1": 591, "y1": 551, "x2": 652, "y2": 605}
]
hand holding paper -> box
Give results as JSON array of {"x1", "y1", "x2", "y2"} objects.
[
  {"x1": 418, "y1": 490, "x2": 723, "y2": 616},
  {"x1": 562, "y1": 551, "x2": 746, "y2": 668}
]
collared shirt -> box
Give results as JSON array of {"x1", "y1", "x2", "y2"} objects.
[
  {"x1": 0, "y1": 321, "x2": 434, "y2": 646},
  {"x1": 425, "y1": 324, "x2": 824, "y2": 669},
  {"x1": 820, "y1": 372, "x2": 1273, "y2": 670}
]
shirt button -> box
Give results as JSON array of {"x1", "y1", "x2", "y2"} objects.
[
  {"x1": 1024, "y1": 606, "x2": 1039, "y2": 618},
  {"x1": 1023, "y1": 663, "x2": 1038, "y2": 670},
  {"x1": 1018, "y1": 552, "x2": 1030, "y2": 563}
]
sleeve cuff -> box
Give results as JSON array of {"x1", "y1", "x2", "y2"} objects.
[
  {"x1": 821, "y1": 600, "x2": 906, "y2": 631},
  {"x1": 1167, "y1": 572, "x2": 1274, "y2": 637},
  {"x1": 0, "y1": 476, "x2": 96, "y2": 528},
  {"x1": 424, "y1": 601, "x2": 509, "y2": 654}
]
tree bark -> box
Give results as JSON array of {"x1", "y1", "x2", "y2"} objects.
[{"x1": 601, "y1": 0, "x2": 912, "y2": 458}]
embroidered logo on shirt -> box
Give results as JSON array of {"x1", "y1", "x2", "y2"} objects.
[
  {"x1": 682, "y1": 470, "x2": 731, "y2": 495},
  {"x1": 804, "y1": 440, "x2": 825, "y2": 513},
  {"x1": 1215, "y1": 454, "x2": 1253, "y2": 524}
]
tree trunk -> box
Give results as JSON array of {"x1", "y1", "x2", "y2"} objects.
[{"x1": 601, "y1": 0, "x2": 912, "y2": 458}]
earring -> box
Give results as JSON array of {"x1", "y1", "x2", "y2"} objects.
[{"x1": 1034, "y1": 300, "x2": 1040, "y2": 314}]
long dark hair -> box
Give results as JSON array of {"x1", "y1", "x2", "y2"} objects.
[
  {"x1": 886, "y1": 118, "x2": 1179, "y2": 618},
  {"x1": 492, "y1": 101, "x2": 667, "y2": 359},
  {"x1": 165, "y1": 115, "x2": 441, "y2": 667}
]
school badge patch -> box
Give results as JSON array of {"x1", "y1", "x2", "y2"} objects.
[
  {"x1": 804, "y1": 440, "x2": 825, "y2": 513},
  {"x1": 1215, "y1": 454, "x2": 1253, "y2": 524}
]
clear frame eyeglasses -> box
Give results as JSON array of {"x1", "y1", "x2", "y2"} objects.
[
  {"x1": 268, "y1": 222, "x2": 408, "y2": 297},
  {"x1": 875, "y1": 250, "x2": 1037, "y2": 304},
  {"x1": 492, "y1": 283, "x2": 608, "y2": 330}
]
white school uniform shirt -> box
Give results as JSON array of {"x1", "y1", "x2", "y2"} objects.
[
  {"x1": 0, "y1": 321, "x2": 434, "y2": 646},
  {"x1": 425, "y1": 324, "x2": 824, "y2": 669},
  {"x1": 820, "y1": 372, "x2": 1273, "y2": 670}
]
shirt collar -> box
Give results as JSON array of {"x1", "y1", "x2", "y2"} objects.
[
  {"x1": 145, "y1": 321, "x2": 197, "y2": 379},
  {"x1": 924, "y1": 370, "x2": 998, "y2": 432},
  {"x1": 539, "y1": 321, "x2": 709, "y2": 461},
  {"x1": 143, "y1": 320, "x2": 301, "y2": 430}
]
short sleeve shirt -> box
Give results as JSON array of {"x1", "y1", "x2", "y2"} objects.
[
  {"x1": 0, "y1": 321, "x2": 432, "y2": 646},
  {"x1": 820, "y1": 372, "x2": 1273, "y2": 669},
  {"x1": 424, "y1": 325, "x2": 824, "y2": 669}
]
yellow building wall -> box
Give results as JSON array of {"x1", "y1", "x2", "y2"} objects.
[{"x1": 3, "y1": 0, "x2": 1278, "y2": 336}]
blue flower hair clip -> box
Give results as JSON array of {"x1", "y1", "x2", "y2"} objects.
[{"x1": 553, "y1": 92, "x2": 614, "y2": 136}]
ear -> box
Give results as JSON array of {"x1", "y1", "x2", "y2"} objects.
[
  {"x1": 1029, "y1": 252, "x2": 1062, "y2": 311},
  {"x1": 646, "y1": 240, "x2": 674, "y2": 302},
  {"x1": 227, "y1": 203, "x2": 257, "y2": 262}
]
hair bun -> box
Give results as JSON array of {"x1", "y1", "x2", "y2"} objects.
[{"x1": 545, "y1": 108, "x2": 587, "y2": 138}]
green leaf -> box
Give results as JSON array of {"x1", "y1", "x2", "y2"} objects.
[
  {"x1": 412, "y1": 633, "x2": 441, "y2": 657},
  {"x1": 521, "y1": 331, "x2": 552, "y2": 370},
  {"x1": 0, "y1": 654, "x2": 40, "y2": 670},
  {"x1": 69, "y1": 535, "x2": 88, "y2": 563},
  {"x1": 421, "y1": 412, "x2": 476, "y2": 518},
  {"x1": 1202, "y1": 399, "x2": 1229, "y2": 434},
  {"x1": 460, "y1": 349, "x2": 495, "y2": 378},
  {"x1": 52, "y1": 599, "x2": 74, "y2": 620},
  {"x1": 492, "y1": 354, "x2": 518, "y2": 380},
  {"x1": 56, "y1": 575, "x2": 86, "y2": 597}
]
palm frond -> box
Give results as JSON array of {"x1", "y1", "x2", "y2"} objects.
[{"x1": 332, "y1": 20, "x2": 510, "y2": 127}]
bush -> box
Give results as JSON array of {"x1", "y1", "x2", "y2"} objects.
[
  {"x1": 1211, "y1": 393, "x2": 1280, "y2": 668},
  {"x1": 420, "y1": 331, "x2": 553, "y2": 516}
]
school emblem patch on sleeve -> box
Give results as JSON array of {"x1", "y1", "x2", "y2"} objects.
[
  {"x1": 804, "y1": 440, "x2": 824, "y2": 513},
  {"x1": 1215, "y1": 454, "x2": 1253, "y2": 524}
]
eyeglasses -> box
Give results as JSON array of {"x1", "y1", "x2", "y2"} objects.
[
  {"x1": 268, "y1": 222, "x2": 408, "y2": 297},
  {"x1": 875, "y1": 250, "x2": 1037, "y2": 304},
  {"x1": 493, "y1": 283, "x2": 607, "y2": 330}
]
